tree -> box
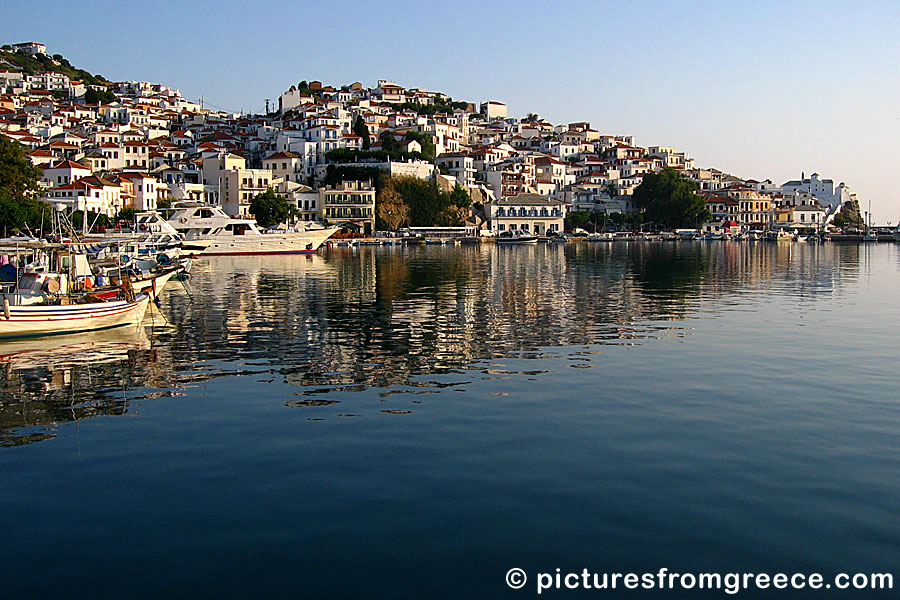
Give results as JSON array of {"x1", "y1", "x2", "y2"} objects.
[
  {"x1": 85, "y1": 87, "x2": 117, "y2": 105},
  {"x1": 376, "y1": 178, "x2": 409, "y2": 230},
  {"x1": 605, "y1": 183, "x2": 618, "y2": 198},
  {"x1": 590, "y1": 211, "x2": 609, "y2": 231},
  {"x1": 392, "y1": 175, "x2": 458, "y2": 226},
  {"x1": 378, "y1": 131, "x2": 400, "y2": 153},
  {"x1": 565, "y1": 210, "x2": 591, "y2": 231},
  {"x1": 436, "y1": 205, "x2": 469, "y2": 227},
  {"x1": 449, "y1": 184, "x2": 471, "y2": 208},
  {"x1": 627, "y1": 212, "x2": 645, "y2": 231},
  {"x1": 0, "y1": 135, "x2": 49, "y2": 235},
  {"x1": 116, "y1": 207, "x2": 136, "y2": 223},
  {"x1": 632, "y1": 168, "x2": 711, "y2": 228},
  {"x1": 352, "y1": 115, "x2": 371, "y2": 150},
  {"x1": 608, "y1": 212, "x2": 628, "y2": 229},
  {"x1": 249, "y1": 188, "x2": 299, "y2": 229}
]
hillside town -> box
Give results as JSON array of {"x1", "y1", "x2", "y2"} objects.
[{"x1": 0, "y1": 41, "x2": 861, "y2": 237}]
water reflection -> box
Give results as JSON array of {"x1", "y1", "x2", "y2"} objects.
[
  {"x1": 0, "y1": 241, "x2": 869, "y2": 444},
  {"x1": 0, "y1": 325, "x2": 151, "y2": 446}
]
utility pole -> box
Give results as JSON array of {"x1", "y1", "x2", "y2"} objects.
[{"x1": 265, "y1": 98, "x2": 270, "y2": 114}]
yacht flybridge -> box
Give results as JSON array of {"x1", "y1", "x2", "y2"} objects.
[{"x1": 165, "y1": 204, "x2": 338, "y2": 256}]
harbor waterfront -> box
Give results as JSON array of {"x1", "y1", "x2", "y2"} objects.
[{"x1": 2, "y1": 242, "x2": 899, "y2": 597}]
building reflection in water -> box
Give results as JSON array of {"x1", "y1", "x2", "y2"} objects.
[{"x1": 0, "y1": 242, "x2": 863, "y2": 445}]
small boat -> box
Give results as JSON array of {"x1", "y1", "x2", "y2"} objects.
[
  {"x1": 586, "y1": 232, "x2": 615, "y2": 242},
  {"x1": 0, "y1": 292, "x2": 150, "y2": 340},
  {"x1": 765, "y1": 230, "x2": 794, "y2": 241},
  {"x1": 497, "y1": 231, "x2": 538, "y2": 245}
]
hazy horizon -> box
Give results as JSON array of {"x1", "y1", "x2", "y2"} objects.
[{"x1": 3, "y1": 0, "x2": 898, "y2": 221}]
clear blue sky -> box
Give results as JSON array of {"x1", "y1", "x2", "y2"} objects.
[{"x1": 4, "y1": 0, "x2": 899, "y2": 220}]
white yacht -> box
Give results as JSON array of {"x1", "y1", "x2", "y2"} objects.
[
  {"x1": 88, "y1": 211, "x2": 207, "y2": 259},
  {"x1": 165, "y1": 204, "x2": 338, "y2": 256}
]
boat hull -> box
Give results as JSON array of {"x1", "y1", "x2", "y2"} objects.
[
  {"x1": 195, "y1": 228, "x2": 339, "y2": 256},
  {"x1": 0, "y1": 294, "x2": 150, "y2": 340}
]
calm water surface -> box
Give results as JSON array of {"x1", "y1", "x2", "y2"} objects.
[{"x1": 1, "y1": 242, "x2": 898, "y2": 598}]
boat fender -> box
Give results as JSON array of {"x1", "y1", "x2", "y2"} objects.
[
  {"x1": 3, "y1": 297, "x2": 9, "y2": 320},
  {"x1": 42, "y1": 278, "x2": 61, "y2": 294},
  {"x1": 156, "y1": 253, "x2": 171, "y2": 266}
]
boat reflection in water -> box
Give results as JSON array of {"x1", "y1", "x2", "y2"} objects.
[{"x1": 0, "y1": 324, "x2": 152, "y2": 446}]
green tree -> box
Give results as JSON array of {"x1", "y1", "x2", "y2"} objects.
[
  {"x1": 116, "y1": 207, "x2": 136, "y2": 223},
  {"x1": 449, "y1": 184, "x2": 471, "y2": 208},
  {"x1": 605, "y1": 183, "x2": 618, "y2": 198},
  {"x1": 609, "y1": 212, "x2": 628, "y2": 229},
  {"x1": 0, "y1": 135, "x2": 49, "y2": 235},
  {"x1": 590, "y1": 210, "x2": 609, "y2": 230},
  {"x1": 376, "y1": 178, "x2": 409, "y2": 230},
  {"x1": 627, "y1": 212, "x2": 645, "y2": 231},
  {"x1": 379, "y1": 130, "x2": 400, "y2": 153},
  {"x1": 436, "y1": 205, "x2": 469, "y2": 227},
  {"x1": 632, "y1": 168, "x2": 711, "y2": 228},
  {"x1": 0, "y1": 136, "x2": 43, "y2": 199},
  {"x1": 85, "y1": 87, "x2": 117, "y2": 105},
  {"x1": 249, "y1": 188, "x2": 299, "y2": 229},
  {"x1": 565, "y1": 210, "x2": 591, "y2": 231},
  {"x1": 392, "y1": 175, "x2": 451, "y2": 226},
  {"x1": 352, "y1": 115, "x2": 371, "y2": 150}
]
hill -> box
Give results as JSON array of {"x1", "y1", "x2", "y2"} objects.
[{"x1": 0, "y1": 47, "x2": 110, "y2": 86}]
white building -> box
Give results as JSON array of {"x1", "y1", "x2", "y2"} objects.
[
  {"x1": 487, "y1": 193, "x2": 566, "y2": 236},
  {"x1": 480, "y1": 101, "x2": 507, "y2": 120},
  {"x1": 780, "y1": 173, "x2": 850, "y2": 209},
  {"x1": 12, "y1": 42, "x2": 47, "y2": 56}
]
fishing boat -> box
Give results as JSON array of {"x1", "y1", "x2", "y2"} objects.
[
  {"x1": 0, "y1": 241, "x2": 181, "y2": 306},
  {"x1": 496, "y1": 231, "x2": 538, "y2": 245},
  {"x1": 166, "y1": 204, "x2": 338, "y2": 256},
  {"x1": 0, "y1": 291, "x2": 150, "y2": 340}
]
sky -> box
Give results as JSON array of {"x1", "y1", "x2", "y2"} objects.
[{"x1": 4, "y1": 0, "x2": 899, "y2": 221}]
